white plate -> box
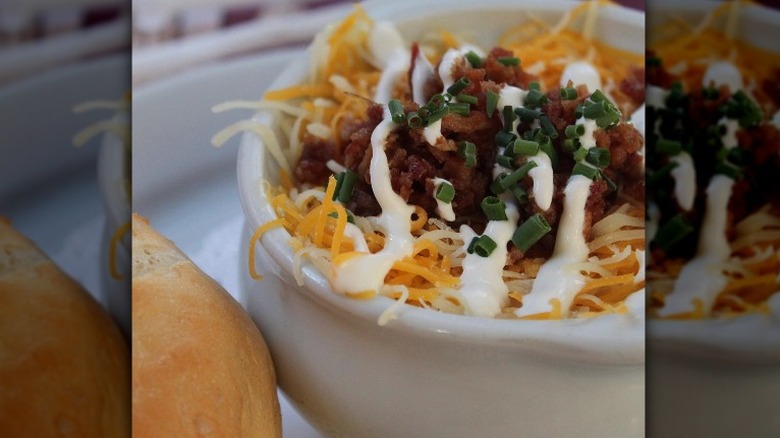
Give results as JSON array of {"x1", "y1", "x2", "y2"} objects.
[
  {"x1": 0, "y1": 54, "x2": 128, "y2": 305},
  {"x1": 132, "y1": 48, "x2": 322, "y2": 438}
]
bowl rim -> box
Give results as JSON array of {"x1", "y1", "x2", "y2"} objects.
[{"x1": 238, "y1": 0, "x2": 646, "y2": 366}]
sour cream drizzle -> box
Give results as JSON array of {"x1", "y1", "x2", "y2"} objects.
[
  {"x1": 432, "y1": 177, "x2": 455, "y2": 222},
  {"x1": 659, "y1": 175, "x2": 734, "y2": 316},
  {"x1": 660, "y1": 62, "x2": 746, "y2": 316},
  {"x1": 330, "y1": 107, "x2": 416, "y2": 294},
  {"x1": 516, "y1": 175, "x2": 592, "y2": 317},
  {"x1": 670, "y1": 152, "x2": 695, "y2": 211},
  {"x1": 458, "y1": 204, "x2": 519, "y2": 317}
]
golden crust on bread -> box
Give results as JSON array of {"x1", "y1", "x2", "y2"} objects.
[
  {"x1": 131, "y1": 213, "x2": 282, "y2": 437},
  {"x1": 0, "y1": 219, "x2": 130, "y2": 437}
]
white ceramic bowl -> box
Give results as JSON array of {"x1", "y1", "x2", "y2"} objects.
[
  {"x1": 97, "y1": 112, "x2": 131, "y2": 335},
  {"x1": 239, "y1": 1, "x2": 644, "y2": 436},
  {"x1": 647, "y1": 1, "x2": 780, "y2": 436}
]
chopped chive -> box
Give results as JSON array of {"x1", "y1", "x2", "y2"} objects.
[
  {"x1": 449, "y1": 102, "x2": 471, "y2": 116},
  {"x1": 502, "y1": 105, "x2": 516, "y2": 131},
  {"x1": 490, "y1": 173, "x2": 508, "y2": 194},
  {"x1": 447, "y1": 77, "x2": 471, "y2": 95},
  {"x1": 529, "y1": 81, "x2": 541, "y2": 91},
  {"x1": 583, "y1": 101, "x2": 607, "y2": 119},
  {"x1": 647, "y1": 161, "x2": 679, "y2": 187},
  {"x1": 585, "y1": 147, "x2": 611, "y2": 168},
  {"x1": 653, "y1": 214, "x2": 693, "y2": 252},
  {"x1": 500, "y1": 161, "x2": 537, "y2": 189},
  {"x1": 425, "y1": 106, "x2": 449, "y2": 125},
  {"x1": 468, "y1": 235, "x2": 498, "y2": 257},
  {"x1": 513, "y1": 139, "x2": 539, "y2": 156},
  {"x1": 458, "y1": 141, "x2": 477, "y2": 167},
  {"x1": 496, "y1": 155, "x2": 515, "y2": 169},
  {"x1": 565, "y1": 124, "x2": 585, "y2": 138},
  {"x1": 515, "y1": 107, "x2": 541, "y2": 121},
  {"x1": 656, "y1": 138, "x2": 682, "y2": 155},
  {"x1": 563, "y1": 138, "x2": 579, "y2": 153},
  {"x1": 590, "y1": 90, "x2": 607, "y2": 103},
  {"x1": 560, "y1": 86, "x2": 578, "y2": 100},
  {"x1": 573, "y1": 146, "x2": 588, "y2": 162},
  {"x1": 524, "y1": 89, "x2": 547, "y2": 108},
  {"x1": 539, "y1": 115, "x2": 558, "y2": 138},
  {"x1": 486, "y1": 90, "x2": 499, "y2": 118},
  {"x1": 481, "y1": 196, "x2": 508, "y2": 221},
  {"x1": 572, "y1": 162, "x2": 598, "y2": 180},
  {"x1": 497, "y1": 56, "x2": 520, "y2": 66},
  {"x1": 595, "y1": 110, "x2": 620, "y2": 128},
  {"x1": 335, "y1": 170, "x2": 357, "y2": 203},
  {"x1": 328, "y1": 210, "x2": 356, "y2": 224},
  {"x1": 511, "y1": 214, "x2": 551, "y2": 252},
  {"x1": 428, "y1": 93, "x2": 449, "y2": 109},
  {"x1": 435, "y1": 181, "x2": 456, "y2": 203},
  {"x1": 494, "y1": 130, "x2": 517, "y2": 148},
  {"x1": 714, "y1": 162, "x2": 742, "y2": 180},
  {"x1": 509, "y1": 185, "x2": 528, "y2": 204},
  {"x1": 600, "y1": 170, "x2": 617, "y2": 191},
  {"x1": 332, "y1": 172, "x2": 345, "y2": 200},
  {"x1": 389, "y1": 99, "x2": 405, "y2": 124},
  {"x1": 465, "y1": 51, "x2": 483, "y2": 68},
  {"x1": 456, "y1": 94, "x2": 478, "y2": 105},
  {"x1": 574, "y1": 103, "x2": 584, "y2": 119},
  {"x1": 407, "y1": 111, "x2": 423, "y2": 128}
]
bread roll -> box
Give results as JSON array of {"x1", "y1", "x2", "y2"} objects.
[
  {"x1": 131, "y1": 213, "x2": 281, "y2": 437},
  {"x1": 0, "y1": 217, "x2": 130, "y2": 437}
]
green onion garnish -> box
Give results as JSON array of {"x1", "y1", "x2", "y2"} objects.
[
  {"x1": 595, "y1": 111, "x2": 620, "y2": 128},
  {"x1": 537, "y1": 135, "x2": 558, "y2": 166},
  {"x1": 583, "y1": 100, "x2": 607, "y2": 119},
  {"x1": 467, "y1": 235, "x2": 498, "y2": 257},
  {"x1": 539, "y1": 115, "x2": 558, "y2": 138},
  {"x1": 560, "y1": 86, "x2": 578, "y2": 100},
  {"x1": 524, "y1": 89, "x2": 547, "y2": 108},
  {"x1": 447, "y1": 78, "x2": 470, "y2": 95},
  {"x1": 502, "y1": 105, "x2": 516, "y2": 131},
  {"x1": 714, "y1": 162, "x2": 742, "y2": 180},
  {"x1": 573, "y1": 146, "x2": 588, "y2": 162},
  {"x1": 590, "y1": 90, "x2": 607, "y2": 103},
  {"x1": 389, "y1": 99, "x2": 405, "y2": 124},
  {"x1": 449, "y1": 102, "x2": 471, "y2": 116},
  {"x1": 653, "y1": 214, "x2": 693, "y2": 252},
  {"x1": 565, "y1": 124, "x2": 585, "y2": 138},
  {"x1": 515, "y1": 107, "x2": 541, "y2": 121},
  {"x1": 407, "y1": 111, "x2": 423, "y2": 128},
  {"x1": 456, "y1": 94, "x2": 478, "y2": 105},
  {"x1": 425, "y1": 107, "x2": 449, "y2": 125},
  {"x1": 481, "y1": 196, "x2": 508, "y2": 221},
  {"x1": 465, "y1": 51, "x2": 483, "y2": 68},
  {"x1": 563, "y1": 138, "x2": 579, "y2": 153},
  {"x1": 486, "y1": 90, "x2": 499, "y2": 118},
  {"x1": 585, "y1": 147, "x2": 611, "y2": 168},
  {"x1": 334, "y1": 170, "x2": 357, "y2": 203},
  {"x1": 328, "y1": 210, "x2": 356, "y2": 224},
  {"x1": 458, "y1": 141, "x2": 477, "y2": 167},
  {"x1": 497, "y1": 56, "x2": 520, "y2": 66},
  {"x1": 498, "y1": 155, "x2": 517, "y2": 169},
  {"x1": 600, "y1": 170, "x2": 617, "y2": 191},
  {"x1": 494, "y1": 131, "x2": 517, "y2": 148},
  {"x1": 529, "y1": 81, "x2": 541, "y2": 91},
  {"x1": 429, "y1": 93, "x2": 449, "y2": 108},
  {"x1": 490, "y1": 173, "x2": 508, "y2": 194},
  {"x1": 513, "y1": 139, "x2": 539, "y2": 156},
  {"x1": 572, "y1": 162, "x2": 598, "y2": 180},
  {"x1": 656, "y1": 138, "x2": 682, "y2": 155},
  {"x1": 647, "y1": 161, "x2": 679, "y2": 187},
  {"x1": 435, "y1": 181, "x2": 455, "y2": 203},
  {"x1": 500, "y1": 161, "x2": 537, "y2": 189},
  {"x1": 509, "y1": 185, "x2": 528, "y2": 204},
  {"x1": 511, "y1": 214, "x2": 551, "y2": 252}
]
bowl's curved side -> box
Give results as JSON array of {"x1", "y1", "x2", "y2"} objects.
[{"x1": 241, "y1": 222, "x2": 644, "y2": 438}]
